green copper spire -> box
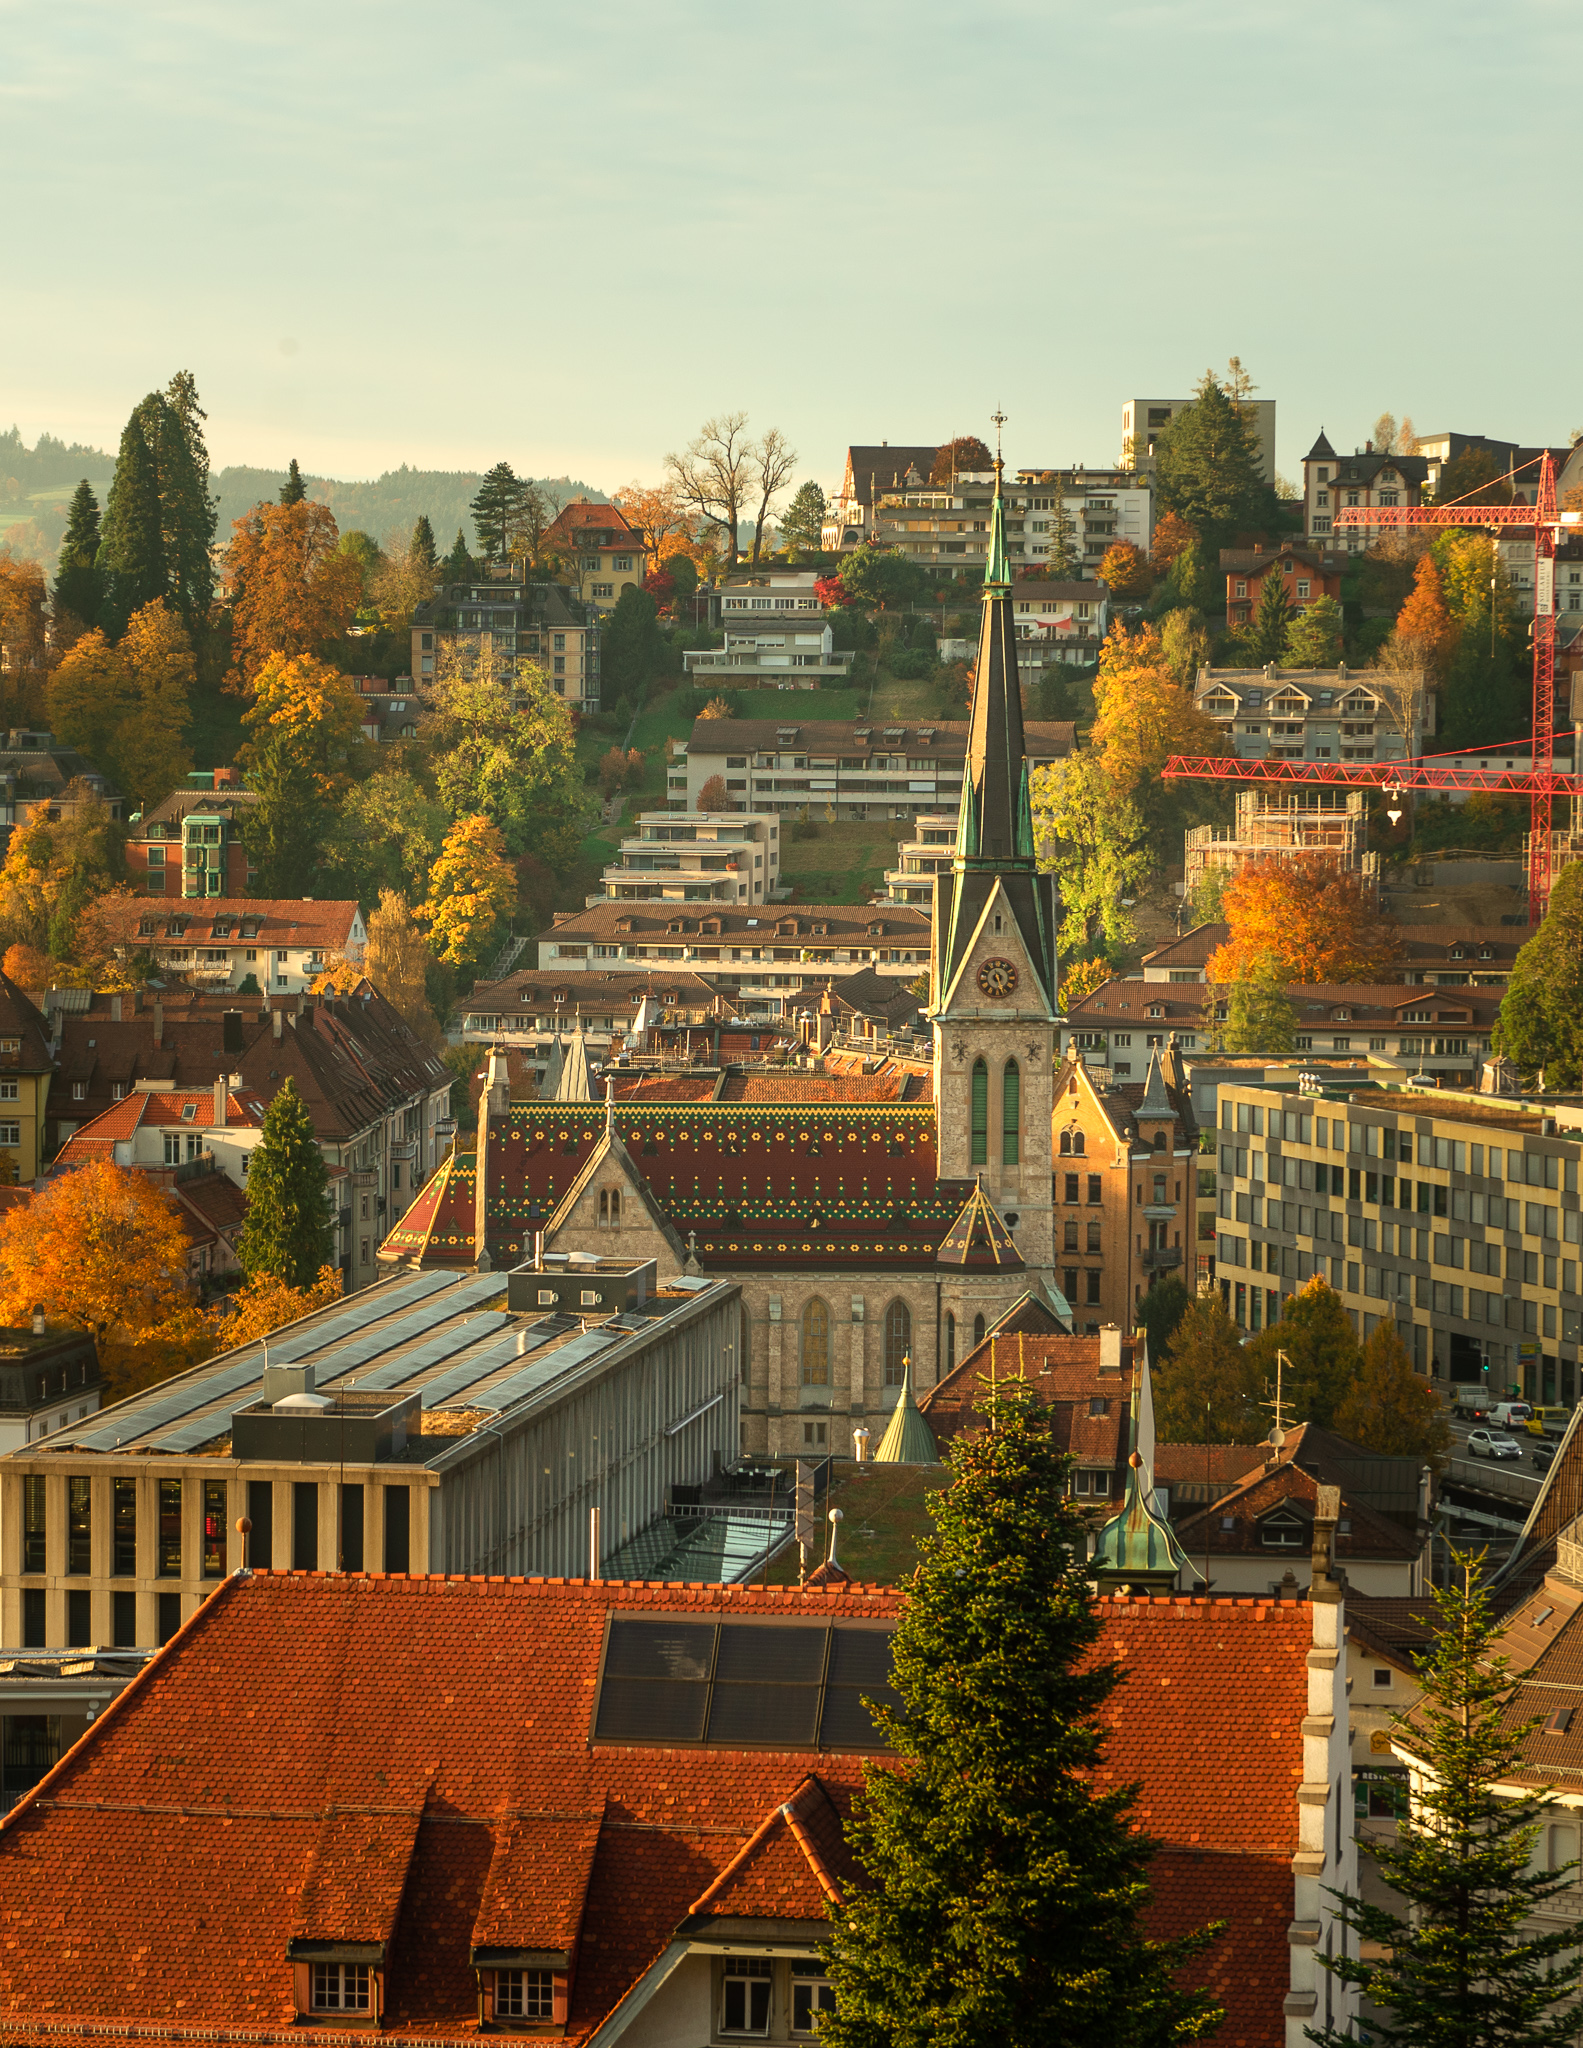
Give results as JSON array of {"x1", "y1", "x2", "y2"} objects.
[
  {"x1": 1092, "y1": 1370, "x2": 1190, "y2": 1596},
  {"x1": 983, "y1": 455, "x2": 1012, "y2": 591}
]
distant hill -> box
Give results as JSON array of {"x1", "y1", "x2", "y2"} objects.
[{"x1": 213, "y1": 466, "x2": 609, "y2": 550}]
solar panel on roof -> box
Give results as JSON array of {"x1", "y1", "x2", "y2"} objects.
[
  {"x1": 418, "y1": 1332, "x2": 547, "y2": 1409},
  {"x1": 468, "y1": 1329, "x2": 618, "y2": 1412},
  {"x1": 266, "y1": 1271, "x2": 458, "y2": 1362},
  {"x1": 279, "y1": 1276, "x2": 508, "y2": 1387},
  {"x1": 322, "y1": 1312, "x2": 509, "y2": 1393},
  {"x1": 75, "y1": 1354, "x2": 269, "y2": 1452}
]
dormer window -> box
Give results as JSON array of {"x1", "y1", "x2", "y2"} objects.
[
  {"x1": 310, "y1": 1963, "x2": 370, "y2": 2013},
  {"x1": 1147, "y1": 1005, "x2": 1163, "y2": 1019},
  {"x1": 1260, "y1": 1512, "x2": 1307, "y2": 1550},
  {"x1": 721, "y1": 1958, "x2": 773, "y2": 2036},
  {"x1": 495, "y1": 1969, "x2": 556, "y2": 2021}
]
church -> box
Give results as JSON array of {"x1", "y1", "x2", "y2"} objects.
[{"x1": 384, "y1": 462, "x2": 1158, "y2": 1458}]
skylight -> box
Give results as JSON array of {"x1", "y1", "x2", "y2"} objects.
[{"x1": 593, "y1": 1618, "x2": 898, "y2": 1751}]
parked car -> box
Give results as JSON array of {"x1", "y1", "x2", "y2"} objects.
[
  {"x1": 1467, "y1": 1428, "x2": 1524, "y2": 1460},
  {"x1": 1533, "y1": 1440, "x2": 1558, "y2": 1472}
]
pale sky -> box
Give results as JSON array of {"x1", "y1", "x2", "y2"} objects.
[{"x1": 3, "y1": 0, "x2": 1577, "y2": 496}]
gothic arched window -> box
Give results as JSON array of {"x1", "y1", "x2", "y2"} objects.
[
  {"x1": 883, "y1": 1299, "x2": 911, "y2": 1388},
  {"x1": 1001, "y1": 1059, "x2": 1020, "y2": 1166},
  {"x1": 801, "y1": 1297, "x2": 830, "y2": 1387},
  {"x1": 970, "y1": 1059, "x2": 988, "y2": 1167}
]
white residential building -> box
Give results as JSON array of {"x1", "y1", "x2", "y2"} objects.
[{"x1": 597, "y1": 811, "x2": 780, "y2": 907}]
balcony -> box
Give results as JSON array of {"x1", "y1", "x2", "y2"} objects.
[{"x1": 1142, "y1": 1246, "x2": 1183, "y2": 1273}]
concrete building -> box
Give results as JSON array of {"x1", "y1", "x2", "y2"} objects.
[
  {"x1": 597, "y1": 809, "x2": 779, "y2": 906},
  {"x1": 870, "y1": 468, "x2": 1152, "y2": 583},
  {"x1": 882, "y1": 812, "x2": 957, "y2": 906},
  {"x1": 822, "y1": 442, "x2": 942, "y2": 553},
  {"x1": 708, "y1": 567, "x2": 828, "y2": 627},
  {"x1": 0, "y1": 1259, "x2": 739, "y2": 1649},
  {"x1": 537, "y1": 901, "x2": 932, "y2": 1006},
  {"x1": 682, "y1": 624, "x2": 853, "y2": 692},
  {"x1": 1212, "y1": 1072, "x2": 1583, "y2": 1407},
  {"x1": 1194, "y1": 665, "x2": 1425, "y2": 766},
  {"x1": 539, "y1": 498, "x2": 647, "y2": 613},
  {"x1": 457, "y1": 969, "x2": 725, "y2": 1065},
  {"x1": 1009, "y1": 578, "x2": 1109, "y2": 671},
  {"x1": 0, "y1": 1324, "x2": 102, "y2": 1451},
  {"x1": 411, "y1": 570, "x2": 601, "y2": 711},
  {"x1": 675, "y1": 715, "x2": 1075, "y2": 820},
  {"x1": 0, "y1": 1646, "x2": 152, "y2": 1814},
  {"x1": 1123, "y1": 396, "x2": 1277, "y2": 481}
]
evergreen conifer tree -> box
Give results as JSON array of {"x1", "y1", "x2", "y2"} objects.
[
  {"x1": 821, "y1": 1388, "x2": 1224, "y2": 2048},
  {"x1": 1283, "y1": 593, "x2": 1344, "y2": 667},
  {"x1": 778, "y1": 480, "x2": 828, "y2": 560},
  {"x1": 95, "y1": 411, "x2": 165, "y2": 636},
  {"x1": 1311, "y1": 1557, "x2": 1583, "y2": 2046},
  {"x1": 53, "y1": 482, "x2": 104, "y2": 633},
  {"x1": 237, "y1": 1078, "x2": 333, "y2": 1288},
  {"x1": 144, "y1": 390, "x2": 215, "y2": 628},
  {"x1": 470, "y1": 461, "x2": 526, "y2": 561},
  {"x1": 279, "y1": 458, "x2": 307, "y2": 506},
  {"x1": 601, "y1": 587, "x2": 660, "y2": 699},
  {"x1": 1154, "y1": 374, "x2": 1268, "y2": 557},
  {"x1": 411, "y1": 514, "x2": 438, "y2": 570},
  {"x1": 1047, "y1": 484, "x2": 1079, "y2": 578},
  {"x1": 241, "y1": 730, "x2": 327, "y2": 896},
  {"x1": 442, "y1": 528, "x2": 475, "y2": 584},
  {"x1": 1246, "y1": 568, "x2": 1292, "y2": 664}
]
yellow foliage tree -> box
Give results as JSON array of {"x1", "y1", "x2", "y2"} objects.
[
  {"x1": 212, "y1": 1264, "x2": 343, "y2": 1349},
  {"x1": 224, "y1": 499, "x2": 363, "y2": 693},
  {"x1": 0, "y1": 1160, "x2": 210, "y2": 1400},
  {"x1": 313, "y1": 892, "x2": 439, "y2": 1045},
  {"x1": 1084, "y1": 621, "x2": 1233, "y2": 843},
  {"x1": 116, "y1": 600, "x2": 195, "y2": 808},
  {"x1": 240, "y1": 652, "x2": 368, "y2": 799},
  {"x1": 420, "y1": 815, "x2": 517, "y2": 975},
  {"x1": 1205, "y1": 857, "x2": 1403, "y2": 986},
  {"x1": 46, "y1": 630, "x2": 138, "y2": 773}
]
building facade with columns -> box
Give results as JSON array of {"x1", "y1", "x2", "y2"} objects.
[{"x1": 382, "y1": 465, "x2": 1076, "y2": 1457}]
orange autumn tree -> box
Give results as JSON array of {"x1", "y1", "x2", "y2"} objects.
[
  {"x1": 224, "y1": 500, "x2": 363, "y2": 693},
  {"x1": 1087, "y1": 621, "x2": 1233, "y2": 838},
  {"x1": 0, "y1": 1160, "x2": 210, "y2": 1398},
  {"x1": 215, "y1": 1265, "x2": 343, "y2": 1348},
  {"x1": 1206, "y1": 858, "x2": 1403, "y2": 986},
  {"x1": 1393, "y1": 552, "x2": 1457, "y2": 684}
]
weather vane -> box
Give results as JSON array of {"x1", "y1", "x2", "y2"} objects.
[{"x1": 991, "y1": 408, "x2": 1007, "y2": 462}]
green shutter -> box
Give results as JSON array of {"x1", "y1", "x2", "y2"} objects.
[
  {"x1": 971, "y1": 1060, "x2": 987, "y2": 1166},
  {"x1": 1002, "y1": 1060, "x2": 1020, "y2": 1165}
]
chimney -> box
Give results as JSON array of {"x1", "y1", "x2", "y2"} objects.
[
  {"x1": 153, "y1": 1001, "x2": 163, "y2": 1049},
  {"x1": 110, "y1": 993, "x2": 122, "y2": 1023},
  {"x1": 213, "y1": 1075, "x2": 227, "y2": 1128},
  {"x1": 1098, "y1": 1325, "x2": 1123, "y2": 1376},
  {"x1": 1311, "y1": 1483, "x2": 1342, "y2": 1592},
  {"x1": 272, "y1": 1007, "x2": 283, "y2": 1043},
  {"x1": 30, "y1": 1306, "x2": 45, "y2": 1336}
]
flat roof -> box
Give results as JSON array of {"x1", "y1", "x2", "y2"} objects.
[{"x1": 16, "y1": 1269, "x2": 731, "y2": 1463}]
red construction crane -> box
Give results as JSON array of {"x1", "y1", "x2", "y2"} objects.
[{"x1": 1162, "y1": 450, "x2": 1581, "y2": 922}]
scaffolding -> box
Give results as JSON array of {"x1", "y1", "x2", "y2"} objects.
[{"x1": 1184, "y1": 789, "x2": 1380, "y2": 897}]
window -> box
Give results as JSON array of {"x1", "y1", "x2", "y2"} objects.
[
  {"x1": 791, "y1": 1967, "x2": 835, "y2": 2035},
  {"x1": 1372, "y1": 1667, "x2": 1392, "y2": 1690},
  {"x1": 496, "y1": 1969, "x2": 554, "y2": 2020},
  {"x1": 157, "y1": 1479, "x2": 182, "y2": 1576},
  {"x1": 1064, "y1": 1220, "x2": 1079, "y2": 1251},
  {"x1": 112, "y1": 1477, "x2": 137, "y2": 1576},
  {"x1": 970, "y1": 1058, "x2": 987, "y2": 1166},
  {"x1": 1261, "y1": 1513, "x2": 1306, "y2": 1549},
  {"x1": 23, "y1": 1474, "x2": 45, "y2": 1574},
  {"x1": 1086, "y1": 1271, "x2": 1102, "y2": 1305},
  {"x1": 66, "y1": 1476, "x2": 91, "y2": 1575},
  {"x1": 1001, "y1": 1058, "x2": 1020, "y2": 1166},
  {"x1": 883, "y1": 1299, "x2": 911, "y2": 1387},
  {"x1": 1087, "y1": 1174, "x2": 1102, "y2": 1204},
  {"x1": 801, "y1": 1297, "x2": 830, "y2": 1386},
  {"x1": 311, "y1": 1964, "x2": 370, "y2": 2013},
  {"x1": 721, "y1": 1958, "x2": 772, "y2": 2035},
  {"x1": 1087, "y1": 1222, "x2": 1101, "y2": 1253},
  {"x1": 944, "y1": 1312, "x2": 955, "y2": 1373},
  {"x1": 973, "y1": 1313, "x2": 986, "y2": 1346}
]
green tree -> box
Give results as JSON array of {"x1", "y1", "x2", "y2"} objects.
[
  {"x1": 279, "y1": 458, "x2": 307, "y2": 505},
  {"x1": 1152, "y1": 372, "x2": 1269, "y2": 557},
  {"x1": 1047, "y1": 488, "x2": 1078, "y2": 578},
  {"x1": 410, "y1": 514, "x2": 438, "y2": 570},
  {"x1": 323, "y1": 768, "x2": 447, "y2": 906},
  {"x1": 1135, "y1": 1271, "x2": 1192, "y2": 1361},
  {"x1": 470, "y1": 461, "x2": 528, "y2": 561},
  {"x1": 242, "y1": 728, "x2": 328, "y2": 895},
  {"x1": 337, "y1": 528, "x2": 384, "y2": 612},
  {"x1": 837, "y1": 543, "x2": 927, "y2": 611},
  {"x1": 1492, "y1": 862, "x2": 1583, "y2": 1086},
  {"x1": 1244, "y1": 570, "x2": 1291, "y2": 665},
  {"x1": 53, "y1": 482, "x2": 103, "y2": 634},
  {"x1": 1311, "y1": 1557, "x2": 1583, "y2": 2047},
  {"x1": 441, "y1": 527, "x2": 474, "y2": 584},
  {"x1": 1283, "y1": 593, "x2": 1344, "y2": 667},
  {"x1": 1031, "y1": 754, "x2": 1153, "y2": 955},
  {"x1": 237, "y1": 1078, "x2": 333, "y2": 1289},
  {"x1": 422, "y1": 649, "x2": 591, "y2": 870},
  {"x1": 1219, "y1": 950, "x2": 1297, "y2": 1054},
  {"x1": 1151, "y1": 1290, "x2": 1266, "y2": 1441},
  {"x1": 1334, "y1": 1321, "x2": 1451, "y2": 1465},
  {"x1": 159, "y1": 370, "x2": 218, "y2": 620},
  {"x1": 95, "y1": 408, "x2": 164, "y2": 635},
  {"x1": 1243, "y1": 1275, "x2": 1359, "y2": 1426},
  {"x1": 1158, "y1": 606, "x2": 1209, "y2": 682},
  {"x1": 821, "y1": 1387, "x2": 1223, "y2": 2048},
  {"x1": 1443, "y1": 626, "x2": 1527, "y2": 750},
  {"x1": 779, "y1": 479, "x2": 827, "y2": 560},
  {"x1": 601, "y1": 585, "x2": 660, "y2": 700}
]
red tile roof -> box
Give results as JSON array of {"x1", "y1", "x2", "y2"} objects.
[
  {"x1": 0, "y1": 1572, "x2": 1309, "y2": 2047},
  {"x1": 55, "y1": 1089, "x2": 260, "y2": 1162}
]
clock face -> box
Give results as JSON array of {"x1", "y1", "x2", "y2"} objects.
[{"x1": 977, "y1": 957, "x2": 1019, "y2": 1000}]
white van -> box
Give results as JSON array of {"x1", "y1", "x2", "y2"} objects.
[{"x1": 1488, "y1": 1401, "x2": 1533, "y2": 1430}]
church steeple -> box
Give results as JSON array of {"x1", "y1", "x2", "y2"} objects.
[{"x1": 933, "y1": 418, "x2": 1057, "y2": 1017}]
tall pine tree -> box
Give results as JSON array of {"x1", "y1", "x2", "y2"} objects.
[
  {"x1": 1154, "y1": 373, "x2": 1268, "y2": 558},
  {"x1": 237, "y1": 1078, "x2": 333, "y2": 1288},
  {"x1": 1245, "y1": 567, "x2": 1292, "y2": 664},
  {"x1": 821, "y1": 1389, "x2": 1224, "y2": 2048},
  {"x1": 95, "y1": 410, "x2": 164, "y2": 636},
  {"x1": 442, "y1": 527, "x2": 475, "y2": 585},
  {"x1": 279, "y1": 458, "x2": 307, "y2": 505},
  {"x1": 470, "y1": 461, "x2": 527, "y2": 561},
  {"x1": 410, "y1": 514, "x2": 438, "y2": 570},
  {"x1": 1312, "y1": 1557, "x2": 1583, "y2": 2046},
  {"x1": 153, "y1": 374, "x2": 216, "y2": 625},
  {"x1": 53, "y1": 481, "x2": 103, "y2": 634}
]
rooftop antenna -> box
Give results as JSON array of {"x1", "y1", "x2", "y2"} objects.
[{"x1": 1263, "y1": 1347, "x2": 1295, "y2": 1453}]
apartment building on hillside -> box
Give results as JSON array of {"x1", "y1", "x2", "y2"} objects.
[
  {"x1": 873, "y1": 468, "x2": 1152, "y2": 583},
  {"x1": 1214, "y1": 1075, "x2": 1583, "y2": 1411},
  {"x1": 539, "y1": 499, "x2": 648, "y2": 614},
  {"x1": 1301, "y1": 434, "x2": 1428, "y2": 549},
  {"x1": 126, "y1": 773, "x2": 255, "y2": 897},
  {"x1": 675, "y1": 716, "x2": 1076, "y2": 820},
  {"x1": 1141, "y1": 924, "x2": 1524, "y2": 989},
  {"x1": 1194, "y1": 666, "x2": 1425, "y2": 766},
  {"x1": 411, "y1": 570, "x2": 601, "y2": 711},
  {"x1": 882, "y1": 813, "x2": 957, "y2": 907},
  {"x1": 596, "y1": 811, "x2": 780, "y2": 906},
  {"x1": 1123, "y1": 396, "x2": 1276, "y2": 480},
  {"x1": 1222, "y1": 542, "x2": 1346, "y2": 630}
]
